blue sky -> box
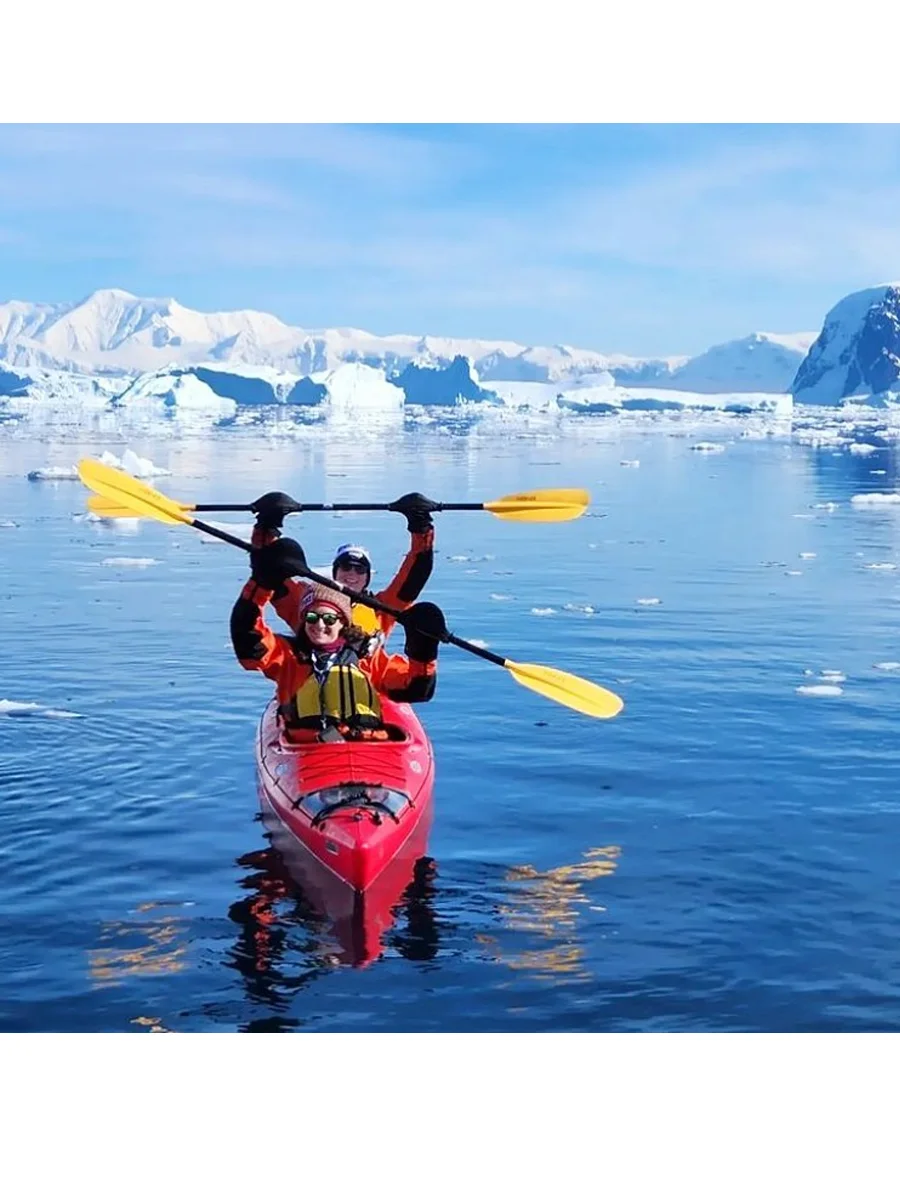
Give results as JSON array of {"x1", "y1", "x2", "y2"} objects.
[{"x1": 2, "y1": 123, "x2": 900, "y2": 357}]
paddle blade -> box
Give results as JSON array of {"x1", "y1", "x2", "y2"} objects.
[
  {"x1": 484, "y1": 488, "x2": 590, "y2": 522},
  {"x1": 87, "y1": 495, "x2": 193, "y2": 520},
  {"x1": 505, "y1": 660, "x2": 623, "y2": 719},
  {"x1": 77, "y1": 459, "x2": 191, "y2": 527}
]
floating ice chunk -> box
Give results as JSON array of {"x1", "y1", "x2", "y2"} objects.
[
  {"x1": 490, "y1": 593, "x2": 514, "y2": 601},
  {"x1": 871, "y1": 470, "x2": 887, "y2": 475},
  {"x1": 690, "y1": 441, "x2": 725, "y2": 453},
  {"x1": 636, "y1": 597, "x2": 661, "y2": 606},
  {"x1": 850, "y1": 492, "x2": 900, "y2": 505},
  {"x1": 864, "y1": 562, "x2": 897, "y2": 571},
  {"x1": 796, "y1": 685, "x2": 843, "y2": 697},
  {"x1": 821, "y1": 671, "x2": 846, "y2": 682},
  {"x1": 793, "y1": 513, "x2": 815, "y2": 519},
  {"x1": 873, "y1": 662, "x2": 900, "y2": 671},
  {"x1": 0, "y1": 520, "x2": 16, "y2": 528},
  {"x1": 27, "y1": 465, "x2": 80, "y2": 480},
  {"x1": 849, "y1": 443, "x2": 878, "y2": 455},
  {"x1": 26, "y1": 447, "x2": 169, "y2": 482},
  {"x1": 469, "y1": 639, "x2": 490, "y2": 649},
  {"x1": 0, "y1": 699, "x2": 81, "y2": 718},
  {"x1": 785, "y1": 570, "x2": 803, "y2": 576},
  {"x1": 813, "y1": 502, "x2": 839, "y2": 511},
  {"x1": 198, "y1": 522, "x2": 255, "y2": 543},
  {"x1": 75, "y1": 511, "x2": 141, "y2": 531},
  {"x1": 101, "y1": 557, "x2": 158, "y2": 568},
  {"x1": 448, "y1": 555, "x2": 469, "y2": 562},
  {"x1": 563, "y1": 603, "x2": 595, "y2": 614},
  {"x1": 799, "y1": 552, "x2": 817, "y2": 559},
  {"x1": 620, "y1": 459, "x2": 640, "y2": 468},
  {"x1": 115, "y1": 448, "x2": 171, "y2": 478},
  {"x1": 531, "y1": 607, "x2": 556, "y2": 616}
]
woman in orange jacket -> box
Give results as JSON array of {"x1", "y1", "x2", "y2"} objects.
[
  {"x1": 230, "y1": 536, "x2": 447, "y2": 742},
  {"x1": 248, "y1": 491, "x2": 437, "y2": 643}
]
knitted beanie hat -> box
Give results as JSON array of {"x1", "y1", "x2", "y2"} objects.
[{"x1": 297, "y1": 582, "x2": 353, "y2": 628}]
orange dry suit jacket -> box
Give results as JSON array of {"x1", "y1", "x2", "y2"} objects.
[{"x1": 230, "y1": 579, "x2": 437, "y2": 719}]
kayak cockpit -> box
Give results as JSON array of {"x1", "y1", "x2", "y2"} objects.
[{"x1": 292, "y1": 784, "x2": 411, "y2": 825}]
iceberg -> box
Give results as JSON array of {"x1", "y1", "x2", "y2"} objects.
[{"x1": 792, "y1": 284, "x2": 900, "y2": 406}]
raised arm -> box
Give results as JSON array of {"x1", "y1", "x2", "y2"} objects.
[
  {"x1": 375, "y1": 493, "x2": 439, "y2": 636},
  {"x1": 230, "y1": 537, "x2": 306, "y2": 680}
]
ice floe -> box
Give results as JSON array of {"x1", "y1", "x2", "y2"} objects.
[
  {"x1": 0, "y1": 699, "x2": 81, "y2": 718},
  {"x1": 850, "y1": 492, "x2": 900, "y2": 505},
  {"x1": 849, "y1": 443, "x2": 878, "y2": 455},
  {"x1": 873, "y1": 662, "x2": 900, "y2": 671},
  {"x1": 27, "y1": 447, "x2": 169, "y2": 482},
  {"x1": 197, "y1": 522, "x2": 255, "y2": 544},
  {"x1": 101, "y1": 557, "x2": 158, "y2": 568},
  {"x1": 636, "y1": 597, "x2": 662, "y2": 606},
  {"x1": 796, "y1": 684, "x2": 843, "y2": 697},
  {"x1": 864, "y1": 562, "x2": 898, "y2": 570},
  {"x1": 531, "y1": 607, "x2": 557, "y2": 616},
  {"x1": 690, "y1": 441, "x2": 726, "y2": 453}
]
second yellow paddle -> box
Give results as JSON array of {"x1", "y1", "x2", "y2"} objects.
[{"x1": 87, "y1": 486, "x2": 589, "y2": 523}]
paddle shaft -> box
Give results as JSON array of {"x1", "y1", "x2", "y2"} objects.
[
  {"x1": 191, "y1": 517, "x2": 505, "y2": 663},
  {"x1": 188, "y1": 502, "x2": 485, "y2": 513}
]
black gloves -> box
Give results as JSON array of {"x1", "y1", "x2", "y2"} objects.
[
  {"x1": 249, "y1": 537, "x2": 308, "y2": 590},
  {"x1": 398, "y1": 601, "x2": 448, "y2": 662},
  {"x1": 250, "y1": 491, "x2": 301, "y2": 532},
  {"x1": 388, "y1": 491, "x2": 440, "y2": 534}
]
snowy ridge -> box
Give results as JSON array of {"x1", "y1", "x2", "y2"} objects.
[{"x1": 0, "y1": 287, "x2": 812, "y2": 396}]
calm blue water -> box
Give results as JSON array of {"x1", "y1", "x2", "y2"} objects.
[{"x1": 3, "y1": 415, "x2": 900, "y2": 1031}]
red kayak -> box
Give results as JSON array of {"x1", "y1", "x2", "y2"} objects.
[{"x1": 255, "y1": 697, "x2": 435, "y2": 964}]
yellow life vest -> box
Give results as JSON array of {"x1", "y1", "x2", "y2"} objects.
[
  {"x1": 351, "y1": 602, "x2": 380, "y2": 635},
  {"x1": 291, "y1": 662, "x2": 383, "y2": 729}
]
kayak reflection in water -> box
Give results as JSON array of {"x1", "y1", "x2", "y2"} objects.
[
  {"x1": 249, "y1": 489, "x2": 439, "y2": 647},
  {"x1": 230, "y1": 535, "x2": 449, "y2": 741},
  {"x1": 228, "y1": 846, "x2": 440, "y2": 996}
]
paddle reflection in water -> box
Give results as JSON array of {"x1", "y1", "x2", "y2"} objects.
[
  {"x1": 478, "y1": 846, "x2": 622, "y2": 982},
  {"x1": 88, "y1": 900, "x2": 193, "y2": 985}
]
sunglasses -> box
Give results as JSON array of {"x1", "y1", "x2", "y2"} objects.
[
  {"x1": 334, "y1": 558, "x2": 369, "y2": 572},
  {"x1": 304, "y1": 611, "x2": 343, "y2": 628}
]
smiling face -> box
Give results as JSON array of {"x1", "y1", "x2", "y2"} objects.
[
  {"x1": 332, "y1": 549, "x2": 371, "y2": 592},
  {"x1": 302, "y1": 607, "x2": 346, "y2": 648},
  {"x1": 333, "y1": 562, "x2": 369, "y2": 591}
]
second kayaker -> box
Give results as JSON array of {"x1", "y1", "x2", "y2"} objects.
[
  {"x1": 230, "y1": 536, "x2": 447, "y2": 743},
  {"x1": 249, "y1": 490, "x2": 438, "y2": 644}
]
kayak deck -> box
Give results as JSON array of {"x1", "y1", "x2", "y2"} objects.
[{"x1": 255, "y1": 697, "x2": 435, "y2": 895}]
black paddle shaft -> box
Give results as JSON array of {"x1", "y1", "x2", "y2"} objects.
[
  {"x1": 191, "y1": 502, "x2": 485, "y2": 514},
  {"x1": 194, "y1": 516, "x2": 508, "y2": 669}
]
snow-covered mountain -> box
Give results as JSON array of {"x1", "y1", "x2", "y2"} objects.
[
  {"x1": 0, "y1": 287, "x2": 812, "y2": 394},
  {"x1": 664, "y1": 332, "x2": 816, "y2": 394},
  {"x1": 792, "y1": 284, "x2": 900, "y2": 405},
  {"x1": 0, "y1": 287, "x2": 621, "y2": 381}
]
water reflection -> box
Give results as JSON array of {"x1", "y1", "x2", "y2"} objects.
[
  {"x1": 225, "y1": 845, "x2": 442, "y2": 1021},
  {"x1": 804, "y1": 427, "x2": 900, "y2": 501},
  {"x1": 481, "y1": 846, "x2": 622, "y2": 982},
  {"x1": 88, "y1": 901, "x2": 191, "y2": 985}
]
